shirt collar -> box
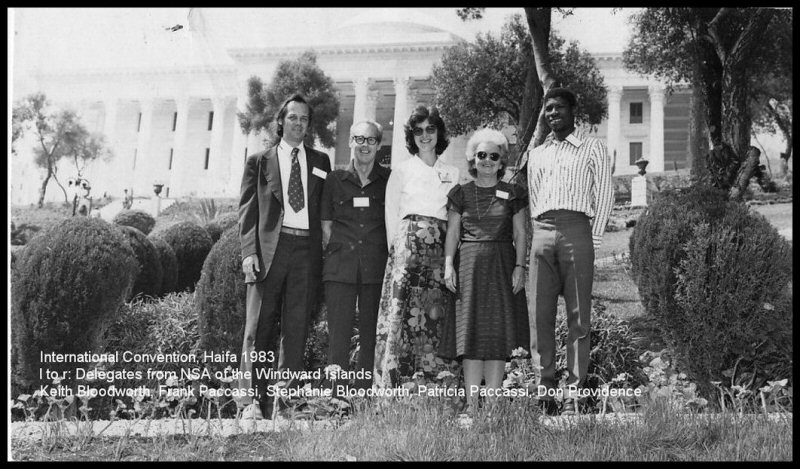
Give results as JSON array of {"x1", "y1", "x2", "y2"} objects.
[
  {"x1": 413, "y1": 155, "x2": 439, "y2": 169},
  {"x1": 279, "y1": 139, "x2": 304, "y2": 156},
  {"x1": 545, "y1": 129, "x2": 584, "y2": 149},
  {"x1": 340, "y1": 160, "x2": 389, "y2": 184}
]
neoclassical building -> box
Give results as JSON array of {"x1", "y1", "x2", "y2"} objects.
[{"x1": 11, "y1": 8, "x2": 688, "y2": 205}]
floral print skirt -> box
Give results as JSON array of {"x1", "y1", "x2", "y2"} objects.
[{"x1": 373, "y1": 215, "x2": 460, "y2": 389}]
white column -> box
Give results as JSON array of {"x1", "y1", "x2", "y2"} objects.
[
  {"x1": 390, "y1": 76, "x2": 411, "y2": 167},
  {"x1": 169, "y1": 96, "x2": 192, "y2": 198},
  {"x1": 648, "y1": 84, "x2": 666, "y2": 172},
  {"x1": 365, "y1": 89, "x2": 381, "y2": 122},
  {"x1": 210, "y1": 96, "x2": 232, "y2": 196},
  {"x1": 352, "y1": 77, "x2": 370, "y2": 123},
  {"x1": 606, "y1": 85, "x2": 622, "y2": 174},
  {"x1": 133, "y1": 98, "x2": 155, "y2": 196}
]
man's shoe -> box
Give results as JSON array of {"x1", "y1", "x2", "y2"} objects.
[
  {"x1": 537, "y1": 399, "x2": 559, "y2": 416},
  {"x1": 561, "y1": 398, "x2": 578, "y2": 416},
  {"x1": 241, "y1": 402, "x2": 264, "y2": 420}
]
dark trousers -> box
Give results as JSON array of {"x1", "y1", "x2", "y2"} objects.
[
  {"x1": 325, "y1": 278, "x2": 381, "y2": 390},
  {"x1": 527, "y1": 210, "x2": 594, "y2": 397},
  {"x1": 240, "y1": 233, "x2": 314, "y2": 412}
]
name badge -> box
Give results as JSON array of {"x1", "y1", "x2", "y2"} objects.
[
  {"x1": 437, "y1": 171, "x2": 452, "y2": 183},
  {"x1": 495, "y1": 190, "x2": 510, "y2": 200},
  {"x1": 353, "y1": 197, "x2": 370, "y2": 207},
  {"x1": 312, "y1": 167, "x2": 328, "y2": 179}
]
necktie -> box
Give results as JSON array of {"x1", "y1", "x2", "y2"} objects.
[{"x1": 288, "y1": 147, "x2": 304, "y2": 212}]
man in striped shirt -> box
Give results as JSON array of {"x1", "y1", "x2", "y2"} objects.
[{"x1": 525, "y1": 88, "x2": 614, "y2": 415}]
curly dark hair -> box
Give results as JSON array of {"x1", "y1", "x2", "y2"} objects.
[
  {"x1": 404, "y1": 105, "x2": 450, "y2": 156},
  {"x1": 543, "y1": 87, "x2": 577, "y2": 108},
  {"x1": 275, "y1": 93, "x2": 313, "y2": 139}
]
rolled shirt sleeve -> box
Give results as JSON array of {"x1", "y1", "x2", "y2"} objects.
[{"x1": 589, "y1": 139, "x2": 614, "y2": 250}]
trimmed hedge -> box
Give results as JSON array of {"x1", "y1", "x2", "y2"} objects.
[
  {"x1": 195, "y1": 227, "x2": 247, "y2": 354},
  {"x1": 11, "y1": 217, "x2": 138, "y2": 392},
  {"x1": 149, "y1": 236, "x2": 179, "y2": 296},
  {"x1": 113, "y1": 209, "x2": 156, "y2": 235},
  {"x1": 118, "y1": 225, "x2": 163, "y2": 300},
  {"x1": 204, "y1": 211, "x2": 239, "y2": 244},
  {"x1": 630, "y1": 185, "x2": 793, "y2": 399},
  {"x1": 151, "y1": 221, "x2": 213, "y2": 293},
  {"x1": 629, "y1": 185, "x2": 729, "y2": 318},
  {"x1": 672, "y1": 207, "x2": 792, "y2": 397}
]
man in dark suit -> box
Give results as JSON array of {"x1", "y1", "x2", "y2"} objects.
[{"x1": 237, "y1": 94, "x2": 331, "y2": 419}]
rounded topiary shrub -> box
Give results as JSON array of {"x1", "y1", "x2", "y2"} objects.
[
  {"x1": 11, "y1": 217, "x2": 138, "y2": 392},
  {"x1": 671, "y1": 206, "x2": 792, "y2": 399},
  {"x1": 629, "y1": 185, "x2": 729, "y2": 322},
  {"x1": 204, "y1": 212, "x2": 239, "y2": 244},
  {"x1": 195, "y1": 227, "x2": 247, "y2": 354},
  {"x1": 151, "y1": 221, "x2": 213, "y2": 293},
  {"x1": 630, "y1": 184, "x2": 793, "y2": 402},
  {"x1": 118, "y1": 225, "x2": 163, "y2": 300},
  {"x1": 113, "y1": 209, "x2": 156, "y2": 235},
  {"x1": 149, "y1": 235, "x2": 178, "y2": 296}
]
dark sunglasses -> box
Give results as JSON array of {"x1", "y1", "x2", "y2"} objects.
[
  {"x1": 352, "y1": 135, "x2": 379, "y2": 145},
  {"x1": 475, "y1": 151, "x2": 501, "y2": 161},
  {"x1": 412, "y1": 125, "x2": 437, "y2": 136}
]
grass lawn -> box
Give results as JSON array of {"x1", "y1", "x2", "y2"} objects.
[{"x1": 10, "y1": 398, "x2": 792, "y2": 461}]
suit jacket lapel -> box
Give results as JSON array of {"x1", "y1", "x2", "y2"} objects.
[{"x1": 263, "y1": 147, "x2": 283, "y2": 206}]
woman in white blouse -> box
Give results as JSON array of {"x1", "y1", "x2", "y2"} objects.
[{"x1": 373, "y1": 105, "x2": 460, "y2": 388}]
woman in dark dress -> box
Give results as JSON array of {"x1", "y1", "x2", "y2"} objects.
[{"x1": 441, "y1": 128, "x2": 529, "y2": 413}]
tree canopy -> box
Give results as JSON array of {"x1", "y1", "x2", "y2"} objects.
[
  {"x1": 237, "y1": 50, "x2": 340, "y2": 149},
  {"x1": 432, "y1": 14, "x2": 607, "y2": 146},
  {"x1": 13, "y1": 92, "x2": 111, "y2": 207},
  {"x1": 624, "y1": 8, "x2": 791, "y2": 190}
]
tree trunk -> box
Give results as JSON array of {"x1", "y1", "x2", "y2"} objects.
[
  {"x1": 730, "y1": 146, "x2": 761, "y2": 201},
  {"x1": 37, "y1": 169, "x2": 53, "y2": 208},
  {"x1": 525, "y1": 7, "x2": 557, "y2": 151},
  {"x1": 688, "y1": 72, "x2": 709, "y2": 181},
  {"x1": 50, "y1": 169, "x2": 70, "y2": 205},
  {"x1": 512, "y1": 7, "x2": 555, "y2": 188},
  {"x1": 516, "y1": 51, "x2": 541, "y2": 162},
  {"x1": 721, "y1": 65, "x2": 752, "y2": 169}
]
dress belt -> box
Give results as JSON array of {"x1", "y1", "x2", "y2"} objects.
[{"x1": 280, "y1": 226, "x2": 310, "y2": 237}]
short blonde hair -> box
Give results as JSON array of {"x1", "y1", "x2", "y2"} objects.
[{"x1": 465, "y1": 128, "x2": 509, "y2": 179}]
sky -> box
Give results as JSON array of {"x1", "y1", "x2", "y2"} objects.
[{"x1": 9, "y1": 7, "x2": 638, "y2": 77}]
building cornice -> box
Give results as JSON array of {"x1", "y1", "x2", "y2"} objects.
[
  {"x1": 228, "y1": 40, "x2": 458, "y2": 59},
  {"x1": 35, "y1": 64, "x2": 239, "y2": 80}
]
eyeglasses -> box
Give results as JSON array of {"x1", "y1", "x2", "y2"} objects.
[
  {"x1": 475, "y1": 151, "x2": 501, "y2": 161},
  {"x1": 352, "y1": 135, "x2": 379, "y2": 145},
  {"x1": 412, "y1": 125, "x2": 437, "y2": 137}
]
